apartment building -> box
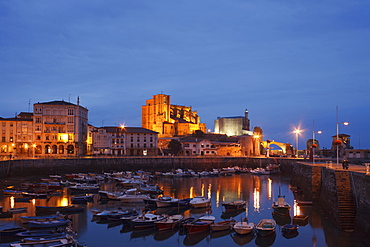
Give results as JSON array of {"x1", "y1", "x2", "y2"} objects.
[
  {"x1": 91, "y1": 126, "x2": 159, "y2": 156},
  {"x1": 33, "y1": 100, "x2": 88, "y2": 157}
]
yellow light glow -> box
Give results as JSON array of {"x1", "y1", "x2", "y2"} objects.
[
  {"x1": 294, "y1": 200, "x2": 301, "y2": 216},
  {"x1": 10, "y1": 196, "x2": 15, "y2": 208},
  {"x1": 201, "y1": 184, "x2": 205, "y2": 197},
  {"x1": 60, "y1": 197, "x2": 69, "y2": 207},
  {"x1": 343, "y1": 122, "x2": 349, "y2": 126},
  {"x1": 208, "y1": 184, "x2": 212, "y2": 200},
  {"x1": 253, "y1": 135, "x2": 260, "y2": 139},
  {"x1": 268, "y1": 178, "x2": 272, "y2": 199},
  {"x1": 253, "y1": 188, "x2": 260, "y2": 212},
  {"x1": 32, "y1": 144, "x2": 36, "y2": 148},
  {"x1": 59, "y1": 134, "x2": 69, "y2": 143},
  {"x1": 190, "y1": 187, "x2": 194, "y2": 199},
  {"x1": 24, "y1": 143, "x2": 29, "y2": 149}
]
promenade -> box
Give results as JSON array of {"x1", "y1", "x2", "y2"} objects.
[{"x1": 303, "y1": 161, "x2": 370, "y2": 175}]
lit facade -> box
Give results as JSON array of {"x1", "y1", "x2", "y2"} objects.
[
  {"x1": 142, "y1": 94, "x2": 206, "y2": 138},
  {"x1": 214, "y1": 109, "x2": 251, "y2": 136},
  {"x1": 182, "y1": 139, "x2": 217, "y2": 156},
  {"x1": 0, "y1": 113, "x2": 34, "y2": 159},
  {"x1": 33, "y1": 100, "x2": 88, "y2": 157},
  {"x1": 91, "y1": 126, "x2": 158, "y2": 156}
]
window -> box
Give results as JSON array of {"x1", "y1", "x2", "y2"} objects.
[{"x1": 68, "y1": 109, "x2": 74, "y2": 115}]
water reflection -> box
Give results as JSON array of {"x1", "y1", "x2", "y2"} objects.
[{"x1": 0, "y1": 173, "x2": 368, "y2": 247}]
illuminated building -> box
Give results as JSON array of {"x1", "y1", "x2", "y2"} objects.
[
  {"x1": 214, "y1": 109, "x2": 251, "y2": 136},
  {"x1": 142, "y1": 94, "x2": 207, "y2": 138},
  {"x1": 0, "y1": 112, "x2": 33, "y2": 159},
  {"x1": 91, "y1": 126, "x2": 158, "y2": 156},
  {"x1": 182, "y1": 139, "x2": 217, "y2": 156},
  {"x1": 33, "y1": 99, "x2": 88, "y2": 157}
]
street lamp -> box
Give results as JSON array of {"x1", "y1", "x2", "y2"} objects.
[
  {"x1": 293, "y1": 128, "x2": 301, "y2": 158},
  {"x1": 336, "y1": 106, "x2": 349, "y2": 167}
]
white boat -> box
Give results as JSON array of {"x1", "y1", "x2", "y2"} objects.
[
  {"x1": 9, "y1": 237, "x2": 77, "y2": 247},
  {"x1": 256, "y1": 219, "x2": 276, "y2": 236},
  {"x1": 155, "y1": 196, "x2": 179, "y2": 208},
  {"x1": 272, "y1": 188, "x2": 291, "y2": 216},
  {"x1": 118, "y1": 189, "x2": 150, "y2": 203},
  {"x1": 189, "y1": 196, "x2": 211, "y2": 208},
  {"x1": 233, "y1": 221, "x2": 255, "y2": 235},
  {"x1": 106, "y1": 191, "x2": 126, "y2": 200},
  {"x1": 211, "y1": 219, "x2": 236, "y2": 231},
  {"x1": 250, "y1": 168, "x2": 270, "y2": 175}
]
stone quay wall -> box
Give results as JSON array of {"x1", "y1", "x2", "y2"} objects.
[{"x1": 0, "y1": 156, "x2": 290, "y2": 178}]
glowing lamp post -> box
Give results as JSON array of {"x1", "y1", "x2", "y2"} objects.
[{"x1": 293, "y1": 128, "x2": 301, "y2": 158}]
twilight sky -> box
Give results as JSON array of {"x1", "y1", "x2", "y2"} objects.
[{"x1": 1, "y1": 0, "x2": 370, "y2": 150}]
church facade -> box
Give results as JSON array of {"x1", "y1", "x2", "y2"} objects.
[{"x1": 142, "y1": 94, "x2": 207, "y2": 138}]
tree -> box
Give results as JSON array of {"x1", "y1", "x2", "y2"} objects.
[{"x1": 168, "y1": 139, "x2": 182, "y2": 156}]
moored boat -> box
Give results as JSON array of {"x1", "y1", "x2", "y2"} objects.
[
  {"x1": 35, "y1": 205, "x2": 84, "y2": 214},
  {"x1": 155, "y1": 214, "x2": 184, "y2": 231},
  {"x1": 131, "y1": 213, "x2": 166, "y2": 229},
  {"x1": 155, "y1": 196, "x2": 179, "y2": 208},
  {"x1": 20, "y1": 213, "x2": 65, "y2": 224},
  {"x1": 222, "y1": 200, "x2": 246, "y2": 211},
  {"x1": 7, "y1": 207, "x2": 28, "y2": 213},
  {"x1": 16, "y1": 229, "x2": 65, "y2": 238},
  {"x1": 233, "y1": 221, "x2": 255, "y2": 235},
  {"x1": 28, "y1": 219, "x2": 71, "y2": 228},
  {"x1": 184, "y1": 216, "x2": 215, "y2": 235},
  {"x1": 0, "y1": 227, "x2": 27, "y2": 237},
  {"x1": 272, "y1": 188, "x2": 291, "y2": 216},
  {"x1": 189, "y1": 196, "x2": 211, "y2": 208},
  {"x1": 9, "y1": 237, "x2": 78, "y2": 247},
  {"x1": 256, "y1": 219, "x2": 276, "y2": 237},
  {"x1": 210, "y1": 219, "x2": 236, "y2": 232}
]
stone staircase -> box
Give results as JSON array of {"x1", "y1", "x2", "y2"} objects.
[{"x1": 335, "y1": 171, "x2": 357, "y2": 232}]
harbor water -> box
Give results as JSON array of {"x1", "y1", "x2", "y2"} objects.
[{"x1": 0, "y1": 172, "x2": 367, "y2": 247}]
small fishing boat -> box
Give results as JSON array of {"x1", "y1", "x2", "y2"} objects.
[
  {"x1": 189, "y1": 196, "x2": 211, "y2": 208},
  {"x1": 272, "y1": 188, "x2": 291, "y2": 216},
  {"x1": 131, "y1": 213, "x2": 167, "y2": 229},
  {"x1": 222, "y1": 200, "x2": 246, "y2": 211},
  {"x1": 36, "y1": 205, "x2": 84, "y2": 214},
  {"x1": 28, "y1": 219, "x2": 71, "y2": 228},
  {"x1": 256, "y1": 219, "x2": 276, "y2": 237},
  {"x1": 20, "y1": 213, "x2": 65, "y2": 224},
  {"x1": 250, "y1": 168, "x2": 270, "y2": 175},
  {"x1": 95, "y1": 208, "x2": 129, "y2": 219},
  {"x1": 16, "y1": 229, "x2": 64, "y2": 238},
  {"x1": 137, "y1": 184, "x2": 164, "y2": 195},
  {"x1": 184, "y1": 216, "x2": 215, "y2": 235},
  {"x1": 71, "y1": 194, "x2": 94, "y2": 204},
  {"x1": 155, "y1": 214, "x2": 184, "y2": 231},
  {"x1": 282, "y1": 224, "x2": 299, "y2": 233},
  {"x1": 7, "y1": 207, "x2": 28, "y2": 213},
  {"x1": 9, "y1": 237, "x2": 78, "y2": 247},
  {"x1": 233, "y1": 221, "x2": 255, "y2": 235},
  {"x1": 0, "y1": 227, "x2": 27, "y2": 237},
  {"x1": 68, "y1": 183, "x2": 100, "y2": 192},
  {"x1": 155, "y1": 196, "x2": 180, "y2": 208},
  {"x1": 210, "y1": 219, "x2": 236, "y2": 232}
]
